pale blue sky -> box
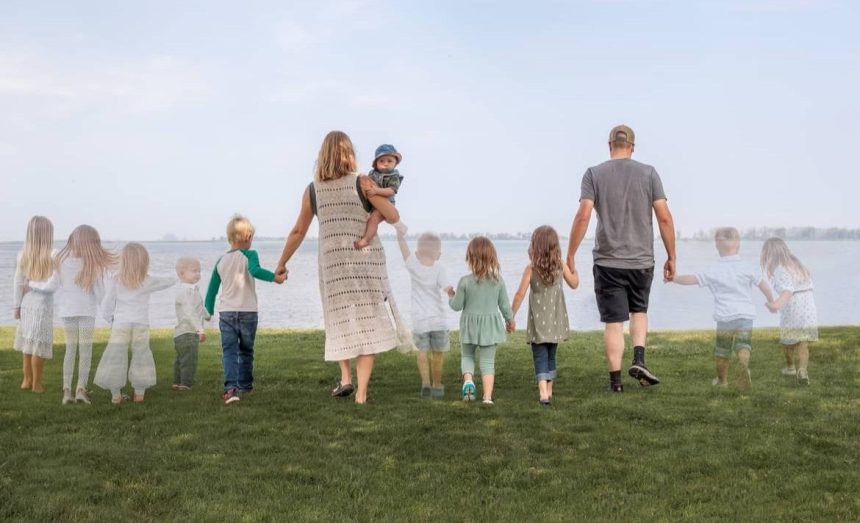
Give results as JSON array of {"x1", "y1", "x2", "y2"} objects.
[{"x1": 1, "y1": 0, "x2": 858, "y2": 241}]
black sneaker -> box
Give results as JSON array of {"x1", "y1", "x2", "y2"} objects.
[
  {"x1": 629, "y1": 363, "x2": 660, "y2": 386},
  {"x1": 609, "y1": 383, "x2": 624, "y2": 393},
  {"x1": 420, "y1": 385, "x2": 432, "y2": 399}
]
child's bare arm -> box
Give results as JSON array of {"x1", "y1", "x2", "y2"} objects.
[
  {"x1": 672, "y1": 274, "x2": 699, "y2": 286},
  {"x1": 511, "y1": 265, "x2": 532, "y2": 316},
  {"x1": 396, "y1": 233, "x2": 410, "y2": 261},
  {"x1": 562, "y1": 263, "x2": 579, "y2": 289},
  {"x1": 768, "y1": 290, "x2": 792, "y2": 312},
  {"x1": 757, "y1": 280, "x2": 775, "y2": 303}
]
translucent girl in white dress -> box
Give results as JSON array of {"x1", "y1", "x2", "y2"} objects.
[
  {"x1": 94, "y1": 243, "x2": 176, "y2": 404},
  {"x1": 761, "y1": 238, "x2": 819, "y2": 385},
  {"x1": 12, "y1": 216, "x2": 58, "y2": 393}
]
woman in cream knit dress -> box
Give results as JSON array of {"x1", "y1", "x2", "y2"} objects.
[{"x1": 275, "y1": 131, "x2": 412, "y2": 404}]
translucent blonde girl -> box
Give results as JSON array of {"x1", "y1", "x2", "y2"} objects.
[
  {"x1": 761, "y1": 238, "x2": 818, "y2": 384},
  {"x1": 12, "y1": 216, "x2": 58, "y2": 393},
  {"x1": 93, "y1": 243, "x2": 176, "y2": 404},
  {"x1": 55, "y1": 225, "x2": 116, "y2": 404}
]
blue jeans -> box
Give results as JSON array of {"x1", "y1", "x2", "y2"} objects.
[
  {"x1": 531, "y1": 343, "x2": 558, "y2": 381},
  {"x1": 219, "y1": 312, "x2": 258, "y2": 391}
]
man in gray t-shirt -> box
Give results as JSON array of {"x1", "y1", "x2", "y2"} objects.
[{"x1": 566, "y1": 125, "x2": 677, "y2": 392}]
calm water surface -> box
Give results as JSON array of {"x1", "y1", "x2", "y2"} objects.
[{"x1": 1, "y1": 240, "x2": 857, "y2": 331}]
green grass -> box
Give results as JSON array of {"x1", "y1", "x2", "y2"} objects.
[{"x1": 0, "y1": 326, "x2": 858, "y2": 522}]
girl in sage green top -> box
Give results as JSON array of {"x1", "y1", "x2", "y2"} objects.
[
  {"x1": 511, "y1": 226, "x2": 580, "y2": 406},
  {"x1": 448, "y1": 237, "x2": 514, "y2": 405}
]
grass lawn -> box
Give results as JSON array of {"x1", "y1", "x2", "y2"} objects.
[{"x1": 0, "y1": 326, "x2": 858, "y2": 522}]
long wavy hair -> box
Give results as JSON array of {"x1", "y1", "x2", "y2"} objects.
[
  {"x1": 529, "y1": 225, "x2": 563, "y2": 286},
  {"x1": 56, "y1": 224, "x2": 116, "y2": 292},
  {"x1": 760, "y1": 237, "x2": 811, "y2": 285},
  {"x1": 20, "y1": 216, "x2": 54, "y2": 281},
  {"x1": 466, "y1": 236, "x2": 500, "y2": 282},
  {"x1": 118, "y1": 242, "x2": 150, "y2": 290},
  {"x1": 315, "y1": 131, "x2": 358, "y2": 182}
]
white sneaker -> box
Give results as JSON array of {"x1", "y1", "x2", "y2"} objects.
[
  {"x1": 62, "y1": 388, "x2": 74, "y2": 405},
  {"x1": 781, "y1": 367, "x2": 797, "y2": 377},
  {"x1": 797, "y1": 368, "x2": 810, "y2": 385},
  {"x1": 711, "y1": 378, "x2": 728, "y2": 388},
  {"x1": 482, "y1": 399, "x2": 494, "y2": 405}
]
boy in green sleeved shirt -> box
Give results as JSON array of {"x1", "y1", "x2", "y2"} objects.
[{"x1": 205, "y1": 214, "x2": 285, "y2": 405}]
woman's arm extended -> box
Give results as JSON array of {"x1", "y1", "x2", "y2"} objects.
[{"x1": 276, "y1": 187, "x2": 315, "y2": 275}]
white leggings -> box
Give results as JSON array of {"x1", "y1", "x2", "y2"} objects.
[{"x1": 62, "y1": 316, "x2": 95, "y2": 390}]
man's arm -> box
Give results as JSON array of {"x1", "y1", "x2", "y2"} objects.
[
  {"x1": 653, "y1": 199, "x2": 676, "y2": 281},
  {"x1": 567, "y1": 200, "x2": 593, "y2": 271}
]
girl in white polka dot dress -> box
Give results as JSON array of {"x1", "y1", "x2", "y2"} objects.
[
  {"x1": 761, "y1": 238, "x2": 818, "y2": 385},
  {"x1": 511, "y1": 226, "x2": 580, "y2": 405}
]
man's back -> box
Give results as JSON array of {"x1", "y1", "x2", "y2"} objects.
[{"x1": 580, "y1": 158, "x2": 666, "y2": 269}]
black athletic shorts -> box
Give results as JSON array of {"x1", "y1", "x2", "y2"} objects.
[{"x1": 593, "y1": 265, "x2": 655, "y2": 323}]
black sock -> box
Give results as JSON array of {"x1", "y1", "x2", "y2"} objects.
[
  {"x1": 633, "y1": 346, "x2": 645, "y2": 365},
  {"x1": 609, "y1": 370, "x2": 622, "y2": 386}
]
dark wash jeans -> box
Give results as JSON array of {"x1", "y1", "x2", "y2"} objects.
[
  {"x1": 219, "y1": 311, "x2": 258, "y2": 391},
  {"x1": 531, "y1": 342, "x2": 558, "y2": 381}
]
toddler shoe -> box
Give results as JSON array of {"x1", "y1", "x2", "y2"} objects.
[
  {"x1": 62, "y1": 388, "x2": 74, "y2": 405},
  {"x1": 420, "y1": 385, "x2": 431, "y2": 399},
  {"x1": 461, "y1": 381, "x2": 476, "y2": 401},
  {"x1": 797, "y1": 368, "x2": 810, "y2": 385},
  {"x1": 75, "y1": 387, "x2": 91, "y2": 404},
  {"x1": 781, "y1": 367, "x2": 797, "y2": 377}
]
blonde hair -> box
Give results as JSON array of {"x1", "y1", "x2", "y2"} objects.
[
  {"x1": 315, "y1": 131, "x2": 357, "y2": 182},
  {"x1": 175, "y1": 256, "x2": 200, "y2": 277},
  {"x1": 56, "y1": 224, "x2": 116, "y2": 292},
  {"x1": 761, "y1": 237, "x2": 811, "y2": 285},
  {"x1": 466, "y1": 236, "x2": 500, "y2": 282},
  {"x1": 714, "y1": 227, "x2": 740, "y2": 242},
  {"x1": 118, "y1": 242, "x2": 149, "y2": 289},
  {"x1": 20, "y1": 216, "x2": 54, "y2": 281},
  {"x1": 417, "y1": 232, "x2": 442, "y2": 255},
  {"x1": 714, "y1": 227, "x2": 740, "y2": 255},
  {"x1": 227, "y1": 214, "x2": 255, "y2": 245},
  {"x1": 529, "y1": 225, "x2": 563, "y2": 286}
]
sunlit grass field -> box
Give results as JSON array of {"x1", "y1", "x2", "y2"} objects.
[{"x1": 1, "y1": 326, "x2": 858, "y2": 522}]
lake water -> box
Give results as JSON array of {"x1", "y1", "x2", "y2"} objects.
[{"x1": 1, "y1": 239, "x2": 857, "y2": 331}]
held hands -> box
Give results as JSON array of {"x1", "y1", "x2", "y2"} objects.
[
  {"x1": 446, "y1": 286, "x2": 455, "y2": 298},
  {"x1": 663, "y1": 258, "x2": 676, "y2": 282},
  {"x1": 274, "y1": 265, "x2": 289, "y2": 284},
  {"x1": 198, "y1": 332, "x2": 207, "y2": 343},
  {"x1": 766, "y1": 302, "x2": 779, "y2": 313},
  {"x1": 505, "y1": 320, "x2": 516, "y2": 333}
]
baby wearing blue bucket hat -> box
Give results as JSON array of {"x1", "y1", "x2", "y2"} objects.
[{"x1": 354, "y1": 144, "x2": 408, "y2": 249}]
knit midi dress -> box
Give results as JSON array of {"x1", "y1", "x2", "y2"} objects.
[{"x1": 312, "y1": 173, "x2": 413, "y2": 361}]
